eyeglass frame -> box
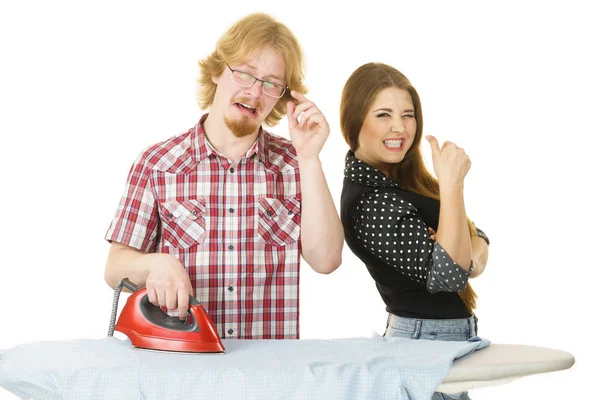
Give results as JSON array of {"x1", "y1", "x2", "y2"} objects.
[{"x1": 225, "y1": 63, "x2": 289, "y2": 99}]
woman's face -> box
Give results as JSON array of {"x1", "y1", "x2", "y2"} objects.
[{"x1": 355, "y1": 87, "x2": 417, "y2": 174}]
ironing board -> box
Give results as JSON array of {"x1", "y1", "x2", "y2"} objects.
[
  {"x1": 436, "y1": 343, "x2": 574, "y2": 393},
  {"x1": 0, "y1": 342, "x2": 574, "y2": 398}
]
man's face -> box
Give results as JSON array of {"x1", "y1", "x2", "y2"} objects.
[{"x1": 212, "y1": 46, "x2": 286, "y2": 137}]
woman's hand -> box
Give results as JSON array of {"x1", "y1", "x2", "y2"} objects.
[
  {"x1": 425, "y1": 135, "x2": 471, "y2": 191},
  {"x1": 428, "y1": 227, "x2": 437, "y2": 241}
]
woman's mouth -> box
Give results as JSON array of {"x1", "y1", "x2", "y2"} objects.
[{"x1": 383, "y1": 138, "x2": 404, "y2": 151}]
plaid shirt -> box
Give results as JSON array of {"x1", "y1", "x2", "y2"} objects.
[{"x1": 105, "y1": 114, "x2": 302, "y2": 339}]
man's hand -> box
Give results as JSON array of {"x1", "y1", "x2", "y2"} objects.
[
  {"x1": 287, "y1": 90, "x2": 330, "y2": 160},
  {"x1": 145, "y1": 253, "x2": 193, "y2": 320}
]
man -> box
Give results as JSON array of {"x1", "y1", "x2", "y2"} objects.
[{"x1": 104, "y1": 13, "x2": 344, "y2": 339}]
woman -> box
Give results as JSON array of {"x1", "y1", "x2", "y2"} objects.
[{"x1": 339, "y1": 63, "x2": 489, "y2": 400}]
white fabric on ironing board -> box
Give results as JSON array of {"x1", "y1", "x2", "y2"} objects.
[
  {"x1": 0, "y1": 338, "x2": 575, "y2": 399},
  {"x1": 0, "y1": 335, "x2": 488, "y2": 400}
]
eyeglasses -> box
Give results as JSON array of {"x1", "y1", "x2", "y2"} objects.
[{"x1": 225, "y1": 64, "x2": 288, "y2": 99}]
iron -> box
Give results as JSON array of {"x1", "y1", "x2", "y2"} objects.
[{"x1": 107, "y1": 278, "x2": 225, "y2": 353}]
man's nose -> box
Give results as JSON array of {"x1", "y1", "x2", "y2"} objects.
[{"x1": 244, "y1": 81, "x2": 263, "y2": 98}]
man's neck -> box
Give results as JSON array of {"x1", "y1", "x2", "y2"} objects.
[{"x1": 203, "y1": 113, "x2": 260, "y2": 161}]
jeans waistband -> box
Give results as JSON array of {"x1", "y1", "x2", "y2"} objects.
[{"x1": 387, "y1": 313, "x2": 478, "y2": 339}]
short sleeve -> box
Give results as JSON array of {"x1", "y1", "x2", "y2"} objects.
[
  {"x1": 104, "y1": 153, "x2": 160, "y2": 252},
  {"x1": 475, "y1": 226, "x2": 490, "y2": 245},
  {"x1": 426, "y1": 243, "x2": 472, "y2": 293},
  {"x1": 351, "y1": 189, "x2": 470, "y2": 293}
]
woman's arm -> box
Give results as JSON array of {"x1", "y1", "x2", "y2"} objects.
[
  {"x1": 470, "y1": 235, "x2": 488, "y2": 279},
  {"x1": 429, "y1": 227, "x2": 489, "y2": 279},
  {"x1": 426, "y1": 136, "x2": 472, "y2": 272},
  {"x1": 352, "y1": 190, "x2": 471, "y2": 293}
]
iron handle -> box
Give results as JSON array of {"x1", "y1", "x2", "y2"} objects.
[{"x1": 120, "y1": 277, "x2": 200, "y2": 307}]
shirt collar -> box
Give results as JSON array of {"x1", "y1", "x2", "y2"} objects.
[
  {"x1": 192, "y1": 113, "x2": 269, "y2": 165},
  {"x1": 344, "y1": 151, "x2": 400, "y2": 188}
]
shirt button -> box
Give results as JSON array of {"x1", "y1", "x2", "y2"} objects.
[
  {"x1": 229, "y1": 167, "x2": 235, "y2": 173},
  {"x1": 167, "y1": 213, "x2": 173, "y2": 218},
  {"x1": 267, "y1": 211, "x2": 273, "y2": 217},
  {"x1": 227, "y1": 286, "x2": 234, "y2": 292},
  {"x1": 227, "y1": 329, "x2": 234, "y2": 335},
  {"x1": 288, "y1": 210, "x2": 293, "y2": 216},
  {"x1": 192, "y1": 210, "x2": 197, "y2": 216},
  {"x1": 228, "y1": 245, "x2": 234, "y2": 250},
  {"x1": 228, "y1": 208, "x2": 234, "y2": 213}
]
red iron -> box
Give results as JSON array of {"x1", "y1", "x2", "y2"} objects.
[{"x1": 108, "y1": 278, "x2": 225, "y2": 354}]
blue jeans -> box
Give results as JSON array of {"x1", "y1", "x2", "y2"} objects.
[{"x1": 383, "y1": 313, "x2": 478, "y2": 400}]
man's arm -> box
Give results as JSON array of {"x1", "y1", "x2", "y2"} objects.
[
  {"x1": 287, "y1": 90, "x2": 343, "y2": 274},
  {"x1": 105, "y1": 243, "x2": 154, "y2": 289},
  {"x1": 105, "y1": 242, "x2": 193, "y2": 319},
  {"x1": 298, "y1": 157, "x2": 344, "y2": 273}
]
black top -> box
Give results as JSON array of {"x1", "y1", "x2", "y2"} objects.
[{"x1": 341, "y1": 152, "x2": 489, "y2": 319}]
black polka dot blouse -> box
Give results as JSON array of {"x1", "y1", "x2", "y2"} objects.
[{"x1": 340, "y1": 152, "x2": 489, "y2": 319}]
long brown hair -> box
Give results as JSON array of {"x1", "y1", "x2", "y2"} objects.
[
  {"x1": 197, "y1": 13, "x2": 307, "y2": 127},
  {"x1": 340, "y1": 63, "x2": 477, "y2": 313}
]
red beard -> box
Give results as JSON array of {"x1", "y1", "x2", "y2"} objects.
[
  {"x1": 224, "y1": 115, "x2": 259, "y2": 137},
  {"x1": 224, "y1": 97, "x2": 263, "y2": 137}
]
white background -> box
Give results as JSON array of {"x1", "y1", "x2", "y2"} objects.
[{"x1": 1, "y1": 0, "x2": 597, "y2": 398}]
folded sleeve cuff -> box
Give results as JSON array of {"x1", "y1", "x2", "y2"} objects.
[{"x1": 426, "y1": 242, "x2": 472, "y2": 293}]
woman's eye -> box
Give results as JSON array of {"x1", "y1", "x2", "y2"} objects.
[
  {"x1": 376, "y1": 113, "x2": 390, "y2": 118},
  {"x1": 402, "y1": 114, "x2": 415, "y2": 118}
]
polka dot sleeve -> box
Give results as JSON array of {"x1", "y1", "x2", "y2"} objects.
[
  {"x1": 353, "y1": 189, "x2": 471, "y2": 293},
  {"x1": 426, "y1": 243, "x2": 472, "y2": 293}
]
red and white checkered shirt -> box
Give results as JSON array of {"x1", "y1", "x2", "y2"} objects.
[{"x1": 105, "y1": 114, "x2": 302, "y2": 339}]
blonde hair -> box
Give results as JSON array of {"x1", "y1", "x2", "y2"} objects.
[
  {"x1": 341, "y1": 62, "x2": 478, "y2": 313},
  {"x1": 197, "y1": 13, "x2": 307, "y2": 127}
]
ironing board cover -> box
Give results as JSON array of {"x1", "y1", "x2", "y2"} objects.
[{"x1": 0, "y1": 335, "x2": 489, "y2": 400}]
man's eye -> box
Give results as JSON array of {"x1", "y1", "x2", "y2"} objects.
[
  {"x1": 263, "y1": 81, "x2": 276, "y2": 89},
  {"x1": 238, "y1": 72, "x2": 253, "y2": 81}
]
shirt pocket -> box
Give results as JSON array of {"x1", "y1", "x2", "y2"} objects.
[
  {"x1": 161, "y1": 199, "x2": 207, "y2": 248},
  {"x1": 257, "y1": 197, "x2": 301, "y2": 247}
]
